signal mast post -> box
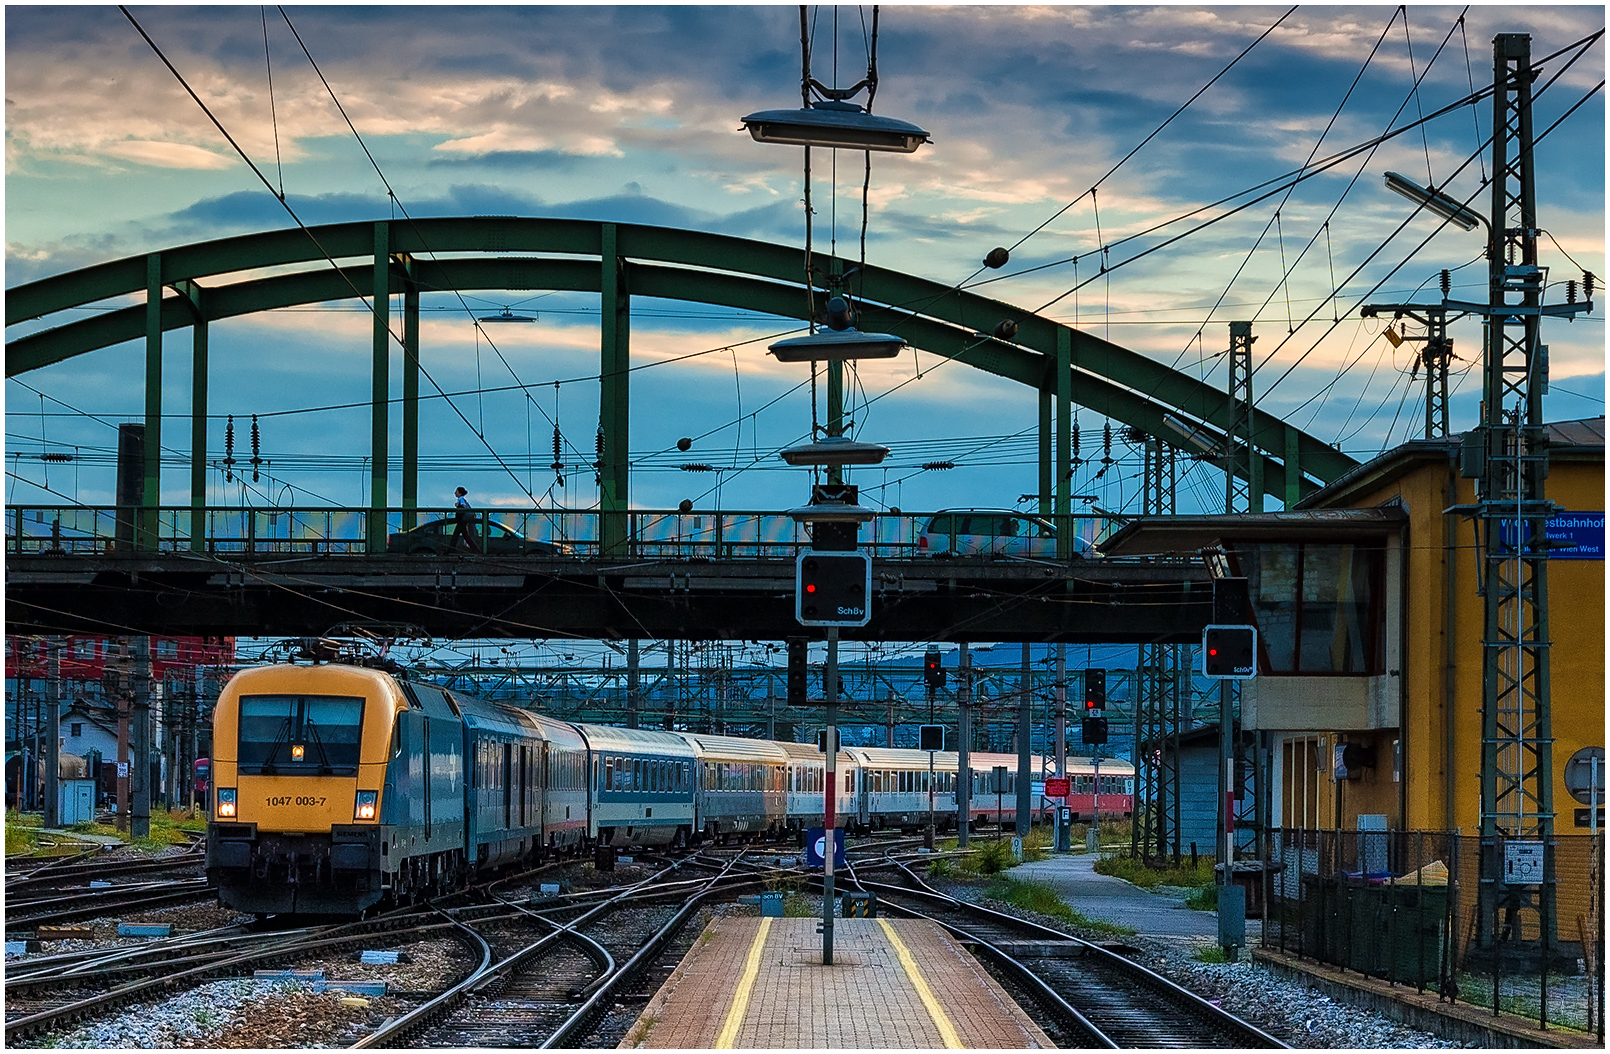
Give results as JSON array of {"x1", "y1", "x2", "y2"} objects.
[{"x1": 823, "y1": 626, "x2": 838, "y2": 966}]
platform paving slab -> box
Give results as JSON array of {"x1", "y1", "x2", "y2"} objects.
[{"x1": 622, "y1": 915, "x2": 1051, "y2": 1049}]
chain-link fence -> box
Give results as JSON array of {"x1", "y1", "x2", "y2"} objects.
[{"x1": 1260, "y1": 828, "x2": 1604, "y2": 1037}]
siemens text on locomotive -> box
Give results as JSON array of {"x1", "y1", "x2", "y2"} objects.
[{"x1": 205, "y1": 663, "x2": 1132, "y2": 914}]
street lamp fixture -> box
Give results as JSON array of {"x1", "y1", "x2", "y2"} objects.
[
  {"x1": 1161, "y1": 413, "x2": 1222, "y2": 455},
  {"x1": 785, "y1": 500, "x2": 877, "y2": 524},
  {"x1": 1383, "y1": 171, "x2": 1486, "y2": 233},
  {"x1": 477, "y1": 308, "x2": 537, "y2": 323},
  {"x1": 780, "y1": 436, "x2": 891, "y2": 466},
  {"x1": 769, "y1": 294, "x2": 907, "y2": 362},
  {"x1": 740, "y1": 101, "x2": 931, "y2": 153}
]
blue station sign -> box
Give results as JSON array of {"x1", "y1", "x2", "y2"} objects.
[{"x1": 1498, "y1": 511, "x2": 1604, "y2": 560}]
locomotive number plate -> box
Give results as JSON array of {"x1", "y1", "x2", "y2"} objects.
[{"x1": 265, "y1": 795, "x2": 328, "y2": 807}]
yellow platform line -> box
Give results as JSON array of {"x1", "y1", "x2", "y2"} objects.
[
  {"x1": 878, "y1": 918, "x2": 964, "y2": 1049},
  {"x1": 713, "y1": 915, "x2": 773, "y2": 1048}
]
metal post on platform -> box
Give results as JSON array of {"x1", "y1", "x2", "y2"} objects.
[{"x1": 823, "y1": 626, "x2": 838, "y2": 966}]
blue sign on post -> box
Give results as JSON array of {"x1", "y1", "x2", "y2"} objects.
[
  {"x1": 1497, "y1": 511, "x2": 1604, "y2": 559},
  {"x1": 804, "y1": 827, "x2": 846, "y2": 867}
]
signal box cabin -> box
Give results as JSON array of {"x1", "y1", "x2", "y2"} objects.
[{"x1": 1104, "y1": 418, "x2": 1604, "y2": 839}]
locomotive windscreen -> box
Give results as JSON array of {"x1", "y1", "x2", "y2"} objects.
[{"x1": 237, "y1": 695, "x2": 365, "y2": 776}]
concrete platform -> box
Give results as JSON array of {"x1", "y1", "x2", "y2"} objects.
[
  {"x1": 1010, "y1": 851, "x2": 1223, "y2": 937},
  {"x1": 622, "y1": 916, "x2": 1052, "y2": 1048}
]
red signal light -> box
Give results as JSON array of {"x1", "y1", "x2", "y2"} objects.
[{"x1": 806, "y1": 584, "x2": 816, "y2": 593}]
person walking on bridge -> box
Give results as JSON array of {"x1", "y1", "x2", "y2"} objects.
[{"x1": 451, "y1": 486, "x2": 481, "y2": 552}]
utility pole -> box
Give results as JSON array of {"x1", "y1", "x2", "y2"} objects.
[
  {"x1": 957, "y1": 643, "x2": 972, "y2": 849},
  {"x1": 114, "y1": 638, "x2": 130, "y2": 832},
  {"x1": 44, "y1": 637, "x2": 61, "y2": 827},
  {"x1": 1133, "y1": 433, "x2": 1180, "y2": 864},
  {"x1": 1017, "y1": 643, "x2": 1032, "y2": 836},
  {"x1": 130, "y1": 637, "x2": 152, "y2": 837},
  {"x1": 626, "y1": 639, "x2": 639, "y2": 730},
  {"x1": 1457, "y1": 33, "x2": 1589, "y2": 947},
  {"x1": 1360, "y1": 298, "x2": 1455, "y2": 439}
]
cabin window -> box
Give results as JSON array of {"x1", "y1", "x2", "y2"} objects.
[
  {"x1": 236, "y1": 694, "x2": 364, "y2": 776},
  {"x1": 70, "y1": 722, "x2": 82, "y2": 738}
]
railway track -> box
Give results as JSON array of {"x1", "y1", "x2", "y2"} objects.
[
  {"x1": 3, "y1": 902, "x2": 462, "y2": 1043},
  {"x1": 6, "y1": 842, "x2": 204, "y2": 898},
  {"x1": 5, "y1": 877, "x2": 216, "y2": 931},
  {"x1": 843, "y1": 854, "x2": 1288, "y2": 1050}
]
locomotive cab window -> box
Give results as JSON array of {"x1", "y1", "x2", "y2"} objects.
[{"x1": 237, "y1": 695, "x2": 364, "y2": 775}]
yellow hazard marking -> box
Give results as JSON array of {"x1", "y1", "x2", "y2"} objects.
[
  {"x1": 878, "y1": 917, "x2": 963, "y2": 1049},
  {"x1": 713, "y1": 915, "x2": 773, "y2": 1048}
]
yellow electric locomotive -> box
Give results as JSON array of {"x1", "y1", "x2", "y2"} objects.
[{"x1": 208, "y1": 663, "x2": 485, "y2": 914}]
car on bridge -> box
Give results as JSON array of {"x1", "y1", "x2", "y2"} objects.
[
  {"x1": 916, "y1": 509, "x2": 1098, "y2": 559},
  {"x1": 386, "y1": 517, "x2": 567, "y2": 556}
]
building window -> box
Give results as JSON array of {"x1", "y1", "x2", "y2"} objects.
[
  {"x1": 71, "y1": 723, "x2": 83, "y2": 737},
  {"x1": 1232, "y1": 541, "x2": 1384, "y2": 674},
  {"x1": 155, "y1": 640, "x2": 178, "y2": 660}
]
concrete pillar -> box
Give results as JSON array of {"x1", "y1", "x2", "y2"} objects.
[
  {"x1": 370, "y1": 222, "x2": 391, "y2": 552},
  {"x1": 143, "y1": 254, "x2": 163, "y2": 549}
]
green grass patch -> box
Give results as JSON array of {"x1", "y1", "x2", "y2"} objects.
[
  {"x1": 1192, "y1": 945, "x2": 1230, "y2": 963},
  {"x1": 982, "y1": 876, "x2": 1137, "y2": 938},
  {"x1": 965, "y1": 838, "x2": 1017, "y2": 875},
  {"x1": 6, "y1": 823, "x2": 40, "y2": 856},
  {"x1": 1094, "y1": 853, "x2": 1216, "y2": 889},
  {"x1": 1185, "y1": 884, "x2": 1219, "y2": 911}
]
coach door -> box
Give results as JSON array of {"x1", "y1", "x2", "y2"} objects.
[
  {"x1": 421, "y1": 716, "x2": 432, "y2": 839},
  {"x1": 503, "y1": 743, "x2": 513, "y2": 828}
]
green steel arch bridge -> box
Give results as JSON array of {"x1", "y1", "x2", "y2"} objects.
[{"x1": 5, "y1": 218, "x2": 1358, "y2": 641}]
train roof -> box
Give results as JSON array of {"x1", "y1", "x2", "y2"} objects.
[
  {"x1": 573, "y1": 723, "x2": 697, "y2": 758},
  {"x1": 845, "y1": 746, "x2": 960, "y2": 769},
  {"x1": 677, "y1": 732, "x2": 790, "y2": 763},
  {"x1": 775, "y1": 740, "x2": 857, "y2": 766}
]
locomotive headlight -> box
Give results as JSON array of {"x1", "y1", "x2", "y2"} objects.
[
  {"x1": 290, "y1": 745, "x2": 305, "y2": 760},
  {"x1": 354, "y1": 790, "x2": 378, "y2": 821},
  {"x1": 217, "y1": 788, "x2": 237, "y2": 818}
]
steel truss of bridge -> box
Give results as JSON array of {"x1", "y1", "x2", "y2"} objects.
[{"x1": 6, "y1": 548, "x2": 1210, "y2": 643}]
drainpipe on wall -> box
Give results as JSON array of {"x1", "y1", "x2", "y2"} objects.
[{"x1": 1444, "y1": 456, "x2": 1459, "y2": 832}]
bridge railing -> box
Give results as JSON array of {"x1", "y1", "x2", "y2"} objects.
[{"x1": 6, "y1": 505, "x2": 1117, "y2": 560}]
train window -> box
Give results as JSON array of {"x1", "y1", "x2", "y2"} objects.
[
  {"x1": 604, "y1": 758, "x2": 614, "y2": 792},
  {"x1": 237, "y1": 694, "x2": 364, "y2": 775}
]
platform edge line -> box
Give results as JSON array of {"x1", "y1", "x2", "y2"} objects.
[
  {"x1": 877, "y1": 918, "x2": 964, "y2": 1049},
  {"x1": 713, "y1": 915, "x2": 773, "y2": 1049}
]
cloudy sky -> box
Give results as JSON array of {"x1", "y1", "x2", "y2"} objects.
[{"x1": 6, "y1": 4, "x2": 1605, "y2": 528}]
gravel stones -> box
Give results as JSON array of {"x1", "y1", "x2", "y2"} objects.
[
  {"x1": 21, "y1": 978, "x2": 402, "y2": 1049},
  {"x1": 931, "y1": 876, "x2": 1469, "y2": 1049}
]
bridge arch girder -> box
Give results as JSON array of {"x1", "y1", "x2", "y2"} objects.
[{"x1": 5, "y1": 217, "x2": 1356, "y2": 509}]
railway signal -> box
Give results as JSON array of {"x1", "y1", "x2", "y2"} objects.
[
  {"x1": 1082, "y1": 669, "x2": 1108, "y2": 746},
  {"x1": 794, "y1": 552, "x2": 871, "y2": 627},
  {"x1": 923, "y1": 647, "x2": 944, "y2": 688},
  {"x1": 1202, "y1": 625, "x2": 1258, "y2": 678}
]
